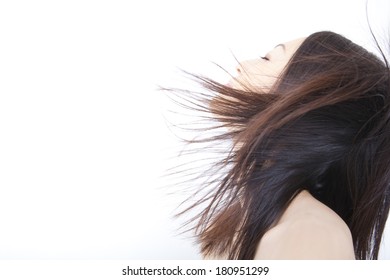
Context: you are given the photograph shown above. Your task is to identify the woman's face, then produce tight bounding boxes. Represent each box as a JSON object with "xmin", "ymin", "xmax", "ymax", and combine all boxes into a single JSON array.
[{"xmin": 229, "ymin": 37, "xmax": 306, "ymax": 91}]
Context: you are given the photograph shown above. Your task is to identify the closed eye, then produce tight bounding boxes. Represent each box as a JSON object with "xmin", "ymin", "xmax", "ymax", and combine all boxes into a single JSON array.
[{"xmin": 261, "ymin": 56, "xmax": 269, "ymax": 61}]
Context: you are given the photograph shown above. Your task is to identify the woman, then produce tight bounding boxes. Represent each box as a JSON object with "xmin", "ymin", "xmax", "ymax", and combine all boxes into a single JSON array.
[{"xmin": 172, "ymin": 31, "xmax": 390, "ymax": 259}]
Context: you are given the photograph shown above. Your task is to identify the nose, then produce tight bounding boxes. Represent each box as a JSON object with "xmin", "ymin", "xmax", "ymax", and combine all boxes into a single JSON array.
[
  {"xmin": 235, "ymin": 59, "xmax": 255, "ymax": 75},
  {"xmin": 236, "ymin": 61, "xmax": 249, "ymax": 74}
]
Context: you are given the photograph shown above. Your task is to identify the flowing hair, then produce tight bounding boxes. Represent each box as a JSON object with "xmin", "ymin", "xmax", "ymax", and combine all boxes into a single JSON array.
[{"xmin": 167, "ymin": 31, "xmax": 390, "ymax": 259}]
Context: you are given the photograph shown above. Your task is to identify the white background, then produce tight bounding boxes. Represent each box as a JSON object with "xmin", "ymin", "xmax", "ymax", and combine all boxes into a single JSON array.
[{"xmin": 0, "ymin": 0, "xmax": 389, "ymax": 259}]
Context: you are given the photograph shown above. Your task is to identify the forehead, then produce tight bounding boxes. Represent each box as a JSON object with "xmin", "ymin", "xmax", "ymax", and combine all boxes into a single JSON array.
[
  {"xmin": 283, "ymin": 37, "xmax": 306, "ymax": 55},
  {"xmin": 275, "ymin": 37, "xmax": 306, "ymax": 56}
]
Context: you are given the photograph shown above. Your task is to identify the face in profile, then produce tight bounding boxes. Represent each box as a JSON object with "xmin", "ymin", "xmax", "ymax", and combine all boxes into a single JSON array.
[{"xmin": 228, "ymin": 37, "xmax": 306, "ymax": 91}]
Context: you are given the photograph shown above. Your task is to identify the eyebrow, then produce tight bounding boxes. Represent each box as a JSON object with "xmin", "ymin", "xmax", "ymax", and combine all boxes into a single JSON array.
[{"xmin": 275, "ymin": 44, "xmax": 286, "ymax": 51}]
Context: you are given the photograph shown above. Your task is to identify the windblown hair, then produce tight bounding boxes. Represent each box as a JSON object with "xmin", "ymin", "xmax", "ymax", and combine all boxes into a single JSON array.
[{"xmin": 171, "ymin": 31, "xmax": 390, "ymax": 260}]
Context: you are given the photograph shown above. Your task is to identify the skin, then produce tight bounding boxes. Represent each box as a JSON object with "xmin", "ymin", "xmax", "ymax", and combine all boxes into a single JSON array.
[
  {"xmin": 228, "ymin": 37, "xmax": 305, "ymax": 91},
  {"xmin": 254, "ymin": 190, "xmax": 355, "ymax": 259},
  {"xmin": 229, "ymin": 38, "xmax": 356, "ymax": 260}
]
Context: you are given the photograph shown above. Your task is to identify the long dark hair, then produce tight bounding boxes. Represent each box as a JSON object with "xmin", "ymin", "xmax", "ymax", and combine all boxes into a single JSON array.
[{"xmin": 168, "ymin": 31, "xmax": 390, "ymax": 260}]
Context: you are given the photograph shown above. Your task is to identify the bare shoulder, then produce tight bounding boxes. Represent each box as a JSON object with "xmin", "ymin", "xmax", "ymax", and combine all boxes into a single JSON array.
[{"xmin": 254, "ymin": 191, "xmax": 355, "ymax": 260}]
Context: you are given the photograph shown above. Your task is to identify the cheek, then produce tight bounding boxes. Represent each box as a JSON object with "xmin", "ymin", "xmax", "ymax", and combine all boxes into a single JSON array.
[
  {"xmin": 251, "ymin": 61, "xmax": 286, "ymax": 90},
  {"xmin": 231, "ymin": 72, "xmax": 278, "ymax": 92},
  {"xmin": 251, "ymin": 76, "xmax": 277, "ymax": 92},
  {"xmin": 250, "ymin": 64, "xmax": 281, "ymax": 90}
]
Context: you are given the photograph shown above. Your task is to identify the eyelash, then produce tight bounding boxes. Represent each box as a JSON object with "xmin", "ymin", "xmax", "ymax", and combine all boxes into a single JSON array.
[{"xmin": 261, "ymin": 56, "xmax": 269, "ymax": 61}]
